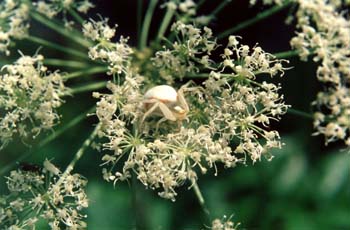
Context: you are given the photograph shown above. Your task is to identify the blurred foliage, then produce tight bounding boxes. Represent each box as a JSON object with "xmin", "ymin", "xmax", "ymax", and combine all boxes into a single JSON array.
[
  {"xmin": 82, "ymin": 136, "xmax": 350, "ymax": 230},
  {"xmin": 0, "ymin": 0, "xmax": 349, "ymax": 229}
]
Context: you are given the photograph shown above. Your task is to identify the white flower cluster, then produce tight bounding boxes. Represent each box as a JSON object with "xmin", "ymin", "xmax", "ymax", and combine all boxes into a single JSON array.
[
  {"xmin": 163, "ymin": 0, "xmax": 213, "ymax": 25},
  {"xmin": 0, "ymin": 160, "xmax": 88, "ymax": 230},
  {"xmin": 164, "ymin": 0, "xmax": 196, "ymax": 16},
  {"xmin": 289, "ymin": 0, "xmax": 350, "ymax": 146},
  {"xmin": 211, "ymin": 215, "xmax": 240, "ymax": 230},
  {"xmin": 95, "ymin": 21, "xmax": 289, "ymax": 200},
  {"xmin": 0, "ymin": 0, "xmax": 29, "ymax": 55},
  {"xmin": 34, "ymin": 0, "xmax": 94, "ymax": 18},
  {"xmin": 196, "ymin": 36, "xmax": 289, "ymax": 164},
  {"xmin": 153, "ymin": 21, "xmax": 216, "ymax": 83},
  {"xmin": 0, "ymin": 0, "xmax": 94, "ymax": 55},
  {"xmin": 222, "ymin": 36, "xmax": 288, "ymax": 78},
  {"xmin": 251, "ymin": 1, "xmax": 350, "ymax": 147},
  {"xmin": 83, "ymin": 19, "xmax": 134, "ymax": 75},
  {"xmin": 203, "ymin": 77, "xmax": 287, "ymax": 163},
  {"xmin": 103, "ymin": 125, "xmax": 238, "ymax": 201},
  {"xmin": 0, "ymin": 54, "xmax": 67, "ymax": 149},
  {"xmin": 94, "ymin": 76, "xmax": 144, "ymax": 125}
]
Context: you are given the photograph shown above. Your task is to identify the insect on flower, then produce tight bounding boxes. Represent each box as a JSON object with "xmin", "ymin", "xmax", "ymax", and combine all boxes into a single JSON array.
[
  {"xmin": 19, "ymin": 162, "xmax": 42, "ymax": 173},
  {"xmin": 142, "ymin": 84, "xmax": 190, "ymax": 126}
]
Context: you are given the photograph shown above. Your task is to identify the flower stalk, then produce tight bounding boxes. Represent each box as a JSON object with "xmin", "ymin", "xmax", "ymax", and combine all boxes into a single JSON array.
[
  {"xmin": 69, "ymin": 81, "xmax": 107, "ymax": 94},
  {"xmin": 25, "ymin": 35, "xmax": 89, "ymax": 60},
  {"xmin": 57, "ymin": 123, "xmax": 100, "ymax": 186},
  {"xmin": 0, "ymin": 106, "xmax": 95, "ymax": 176},
  {"xmin": 288, "ymin": 108, "xmax": 314, "ymax": 120},
  {"xmin": 156, "ymin": 4, "xmax": 176, "ymax": 41},
  {"xmin": 137, "ymin": 0, "xmax": 143, "ymax": 42},
  {"xmin": 197, "ymin": 0, "xmax": 207, "ymax": 9},
  {"xmin": 44, "ymin": 58, "xmax": 90, "ymax": 68},
  {"xmin": 217, "ymin": 1, "xmax": 293, "ymax": 40},
  {"xmin": 139, "ymin": 0, "xmax": 159, "ymax": 49},
  {"xmin": 30, "ymin": 11, "xmax": 92, "ymax": 48},
  {"xmin": 38, "ymin": 106, "xmax": 96, "ymax": 148},
  {"xmin": 193, "ymin": 181, "xmax": 211, "ymax": 218},
  {"xmin": 208, "ymin": 0, "xmax": 232, "ymax": 20},
  {"xmin": 274, "ymin": 50, "xmax": 300, "ymax": 59},
  {"xmin": 68, "ymin": 8, "xmax": 85, "ymax": 24},
  {"xmin": 63, "ymin": 66, "xmax": 108, "ymax": 80}
]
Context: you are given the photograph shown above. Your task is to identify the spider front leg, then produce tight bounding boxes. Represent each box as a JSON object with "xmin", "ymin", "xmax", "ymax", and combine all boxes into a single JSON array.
[
  {"xmin": 178, "ymin": 80, "xmax": 206, "ymax": 109},
  {"xmin": 155, "ymin": 117, "xmax": 168, "ymax": 132},
  {"xmin": 142, "ymin": 99, "xmax": 176, "ymax": 124},
  {"xmin": 141, "ymin": 99, "xmax": 161, "ymax": 124},
  {"xmin": 158, "ymin": 102, "xmax": 177, "ymax": 121},
  {"xmin": 176, "ymin": 81, "xmax": 201, "ymax": 117},
  {"xmin": 177, "ymin": 88, "xmax": 189, "ymax": 113}
]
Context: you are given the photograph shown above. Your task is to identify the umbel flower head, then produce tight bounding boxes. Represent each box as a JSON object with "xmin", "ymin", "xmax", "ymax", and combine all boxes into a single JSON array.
[
  {"xmin": 34, "ymin": 0, "xmax": 94, "ymax": 18},
  {"xmin": 90, "ymin": 17, "xmax": 290, "ymax": 200},
  {"xmin": 0, "ymin": 160, "xmax": 88, "ymax": 230},
  {"xmin": 289, "ymin": 0, "xmax": 350, "ymax": 147},
  {"xmin": 0, "ymin": 53, "xmax": 67, "ymax": 149},
  {"xmin": 211, "ymin": 215, "xmax": 240, "ymax": 230},
  {"xmin": 0, "ymin": 0, "xmax": 94, "ymax": 55},
  {"xmin": 0, "ymin": 0, "xmax": 29, "ymax": 55},
  {"xmin": 252, "ymin": 0, "xmax": 350, "ymax": 147},
  {"xmin": 152, "ymin": 21, "xmax": 217, "ymax": 83},
  {"xmin": 83, "ymin": 18, "xmax": 134, "ymax": 76}
]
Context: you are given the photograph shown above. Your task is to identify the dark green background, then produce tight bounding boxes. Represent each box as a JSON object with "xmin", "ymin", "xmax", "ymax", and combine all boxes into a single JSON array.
[{"xmin": 1, "ymin": 1, "xmax": 349, "ymax": 229}]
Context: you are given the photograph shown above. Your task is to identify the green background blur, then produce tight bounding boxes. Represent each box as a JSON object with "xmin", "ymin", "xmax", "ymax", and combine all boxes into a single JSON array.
[{"xmin": 0, "ymin": 0, "xmax": 349, "ymax": 229}]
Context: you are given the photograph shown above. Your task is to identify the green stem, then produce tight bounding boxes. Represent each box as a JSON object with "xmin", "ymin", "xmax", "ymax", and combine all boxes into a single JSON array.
[
  {"xmin": 187, "ymin": 71, "xmax": 273, "ymax": 80},
  {"xmin": 44, "ymin": 58, "xmax": 89, "ymax": 68},
  {"xmin": 30, "ymin": 11, "xmax": 92, "ymax": 48},
  {"xmin": 186, "ymin": 73, "xmax": 220, "ymax": 79},
  {"xmin": 57, "ymin": 123, "xmax": 100, "ymax": 184},
  {"xmin": 156, "ymin": 4, "xmax": 176, "ymax": 41},
  {"xmin": 209, "ymin": 0, "xmax": 232, "ymax": 19},
  {"xmin": 192, "ymin": 181, "xmax": 210, "ymax": 218},
  {"xmin": 139, "ymin": 0, "xmax": 159, "ymax": 49},
  {"xmin": 68, "ymin": 8, "xmax": 85, "ymax": 24},
  {"xmin": 68, "ymin": 81, "xmax": 107, "ymax": 94},
  {"xmin": 40, "ymin": 106, "xmax": 96, "ymax": 147},
  {"xmin": 197, "ymin": 0, "xmax": 207, "ymax": 9},
  {"xmin": 217, "ymin": 1, "xmax": 293, "ymax": 40},
  {"xmin": 25, "ymin": 35, "xmax": 89, "ymax": 60},
  {"xmin": 274, "ymin": 50, "xmax": 300, "ymax": 59},
  {"xmin": 0, "ymin": 106, "xmax": 94, "ymax": 176},
  {"xmin": 63, "ymin": 66, "xmax": 108, "ymax": 80},
  {"xmin": 137, "ymin": 0, "xmax": 143, "ymax": 44},
  {"xmin": 131, "ymin": 175, "xmax": 149, "ymax": 229},
  {"xmin": 288, "ymin": 108, "xmax": 314, "ymax": 120}
]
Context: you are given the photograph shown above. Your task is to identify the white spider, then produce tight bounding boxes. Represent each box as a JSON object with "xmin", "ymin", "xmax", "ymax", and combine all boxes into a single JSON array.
[{"xmin": 141, "ymin": 84, "xmax": 190, "ymax": 126}]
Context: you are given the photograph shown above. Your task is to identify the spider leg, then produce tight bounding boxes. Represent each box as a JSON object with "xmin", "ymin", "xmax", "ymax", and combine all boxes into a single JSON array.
[
  {"xmin": 180, "ymin": 80, "xmax": 194, "ymax": 89},
  {"xmin": 156, "ymin": 117, "xmax": 168, "ymax": 132},
  {"xmin": 159, "ymin": 102, "xmax": 177, "ymax": 121},
  {"xmin": 177, "ymin": 89, "xmax": 189, "ymax": 112},
  {"xmin": 177, "ymin": 80, "xmax": 203, "ymax": 112},
  {"xmin": 141, "ymin": 101, "xmax": 160, "ymax": 123}
]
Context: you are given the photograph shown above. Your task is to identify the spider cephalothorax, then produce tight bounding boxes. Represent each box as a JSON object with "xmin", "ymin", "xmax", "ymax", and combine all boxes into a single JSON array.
[{"xmin": 142, "ymin": 84, "xmax": 189, "ymax": 125}]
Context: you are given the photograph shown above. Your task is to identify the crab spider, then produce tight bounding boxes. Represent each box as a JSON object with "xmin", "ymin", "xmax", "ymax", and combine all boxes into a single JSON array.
[{"xmin": 141, "ymin": 84, "xmax": 190, "ymax": 126}]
